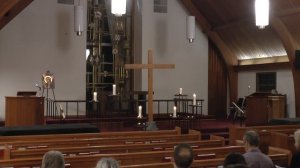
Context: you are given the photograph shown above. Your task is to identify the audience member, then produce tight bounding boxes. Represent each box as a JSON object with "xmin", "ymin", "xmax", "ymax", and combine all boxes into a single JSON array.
[
  {"xmin": 41, "ymin": 150, "xmax": 65, "ymax": 168},
  {"xmin": 173, "ymin": 143, "xmax": 194, "ymax": 168},
  {"xmin": 223, "ymin": 152, "xmax": 248, "ymax": 168},
  {"xmin": 290, "ymin": 129, "xmax": 300, "ymax": 168},
  {"xmin": 225, "ymin": 164, "xmax": 249, "ymax": 168},
  {"xmin": 243, "ymin": 130, "xmax": 275, "ymax": 168},
  {"xmin": 96, "ymin": 157, "xmax": 119, "ymax": 168}
]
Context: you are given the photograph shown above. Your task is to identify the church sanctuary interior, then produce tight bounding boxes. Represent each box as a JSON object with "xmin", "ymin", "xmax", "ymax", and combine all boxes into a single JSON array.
[{"xmin": 1, "ymin": 0, "xmax": 300, "ymax": 167}]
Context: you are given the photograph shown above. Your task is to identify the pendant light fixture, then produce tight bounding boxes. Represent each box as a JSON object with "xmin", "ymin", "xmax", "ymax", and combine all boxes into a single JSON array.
[
  {"xmin": 111, "ymin": 0, "xmax": 127, "ymax": 16},
  {"xmin": 74, "ymin": 0, "xmax": 84, "ymax": 36},
  {"xmin": 255, "ymin": 0, "xmax": 269, "ymax": 29},
  {"xmin": 186, "ymin": 16, "xmax": 195, "ymax": 43}
]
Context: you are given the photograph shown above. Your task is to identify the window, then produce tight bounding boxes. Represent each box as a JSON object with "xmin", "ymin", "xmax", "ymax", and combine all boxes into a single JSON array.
[
  {"xmin": 256, "ymin": 72, "xmax": 276, "ymax": 92},
  {"xmin": 154, "ymin": 0, "xmax": 167, "ymax": 13}
]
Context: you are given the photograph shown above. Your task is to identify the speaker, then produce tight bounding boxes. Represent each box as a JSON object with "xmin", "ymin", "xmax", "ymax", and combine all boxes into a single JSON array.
[{"xmin": 295, "ymin": 50, "xmax": 300, "ymax": 69}]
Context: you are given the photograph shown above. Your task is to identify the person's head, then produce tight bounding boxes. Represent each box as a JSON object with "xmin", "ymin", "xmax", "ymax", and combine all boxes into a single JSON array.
[
  {"xmin": 225, "ymin": 164, "xmax": 249, "ymax": 168},
  {"xmin": 96, "ymin": 157, "xmax": 119, "ymax": 168},
  {"xmin": 243, "ymin": 130, "xmax": 260, "ymax": 151},
  {"xmin": 173, "ymin": 143, "xmax": 194, "ymax": 168},
  {"xmin": 223, "ymin": 152, "xmax": 247, "ymax": 168},
  {"xmin": 294, "ymin": 129, "xmax": 300, "ymax": 150},
  {"xmin": 41, "ymin": 151, "xmax": 65, "ymax": 168}
]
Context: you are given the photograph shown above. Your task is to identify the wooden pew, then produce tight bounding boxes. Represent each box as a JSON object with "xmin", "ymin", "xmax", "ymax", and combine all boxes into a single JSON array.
[
  {"xmin": 0, "ymin": 146, "xmax": 289, "ymax": 168},
  {"xmin": 120, "ymin": 153, "xmax": 290, "ymax": 168},
  {"xmin": 121, "ymin": 146, "xmax": 291, "ymax": 168},
  {"xmin": 1, "ymin": 133, "xmax": 200, "ymax": 150},
  {"xmin": 0, "ymin": 127, "xmax": 182, "ymax": 143},
  {"xmin": 5, "ymin": 138, "xmax": 225, "ymax": 159},
  {"xmin": 0, "ymin": 146, "xmax": 245, "ymax": 167},
  {"xmin": 229, "ymin": 125, "xmax": 300, "ymax": 154},
  {"xmin": 270, "ymin": 131, "xmax": 296, "ymax": 153},
  {"xmin": 229, "ymin": 125, "xmax": 300, "ymax": 145}
]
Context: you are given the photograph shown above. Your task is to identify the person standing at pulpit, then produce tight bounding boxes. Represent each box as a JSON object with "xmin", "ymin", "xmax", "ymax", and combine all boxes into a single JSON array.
[{"xmin": 290, "ymin": 129, "xmax": 300, "ymax": 168}]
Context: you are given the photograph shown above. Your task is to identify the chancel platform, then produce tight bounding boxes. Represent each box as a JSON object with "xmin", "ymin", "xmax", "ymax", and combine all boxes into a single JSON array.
[{"xmin": 0, "ymin": 123, "xmax": 99, "ymax": 136}]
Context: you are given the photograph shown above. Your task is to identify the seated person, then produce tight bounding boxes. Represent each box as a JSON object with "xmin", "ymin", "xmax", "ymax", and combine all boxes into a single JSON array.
[
  {"xmin": 290, "ymin": 129, "xmax": 300, "ymax": 168},
  {"xmin": 243, "ymin": 130, "xmax": 275, "ymax": 168},
  {"xmin": 41, "ymin": 150, "xmax": 65, "ymax": 168},
  {"xmin": 217, "ymin": 152, "xmax": 248, "ymax": 168},
  {"xmin": 224, "ymin": 152, "xmax": 248, "ymax": 168},
  {"xmin": 96, "ymin": 157, "xmax": 119, "ymax": 168},
  {"xmin": 173, "ymin": 143, "xmax": 194, "ymax": 168}
]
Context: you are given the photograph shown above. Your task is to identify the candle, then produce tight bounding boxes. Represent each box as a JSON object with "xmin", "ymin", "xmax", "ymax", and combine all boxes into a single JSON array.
[
  {"xmin": 93, "ymin": 91, "xmax": 98, "ymax": 102},
  {"xmin": 179, "ymin": 88, "xmax": 183, "ymax": 95},
  {"xmin": 193, "ymin": 93, "xmax": 196, "ymax": 105},
  {"xmin": 173, "ymin": 106, "xmax": 177, "ymax": 118},
  {"xmin": 138, "ymin": 106, "xmax": 142, "ymax": 118},
  {"xmin": 112, "ymin": 84, "xmax": 116, "ymax": 95}
]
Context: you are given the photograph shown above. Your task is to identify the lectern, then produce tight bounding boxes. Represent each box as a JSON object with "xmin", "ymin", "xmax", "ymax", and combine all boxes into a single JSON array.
[
  {"xmin": 245, "ymin": 92, "xmax": 286, "ymax": 126},
  {"xmin": 5, "ymin": 96, "xmax": 44, "ymax": 127}
]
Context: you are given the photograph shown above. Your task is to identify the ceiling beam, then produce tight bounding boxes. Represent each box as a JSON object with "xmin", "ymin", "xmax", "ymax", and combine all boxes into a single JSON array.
[
  {"xmin": 275, "ymin": 7, "xmax": 300, "ymax": 18},
  {"xmin": 238, "ymin": 56, "xmax": 289, "ymax": 65},
  {"xmin": 0, "ymin": 0, "xmax": 33, "ymax": 30},
  {"xmin": 181, "ymin": 0, "xmax": 238, "ymax": 103},
  {"xmin": 0, "ymin": 0, "xmax": 19, "ymax": 18},
  {"xmin": 234, "ymin": 62, "xmax": 290, "ymax": 72},
  {"xmin": 270, "ymin": 16, "xmax": 300, "ymax": 117},
  {"xmin": 213, "ymin": 7, "xmax": 300, "ymax": 32}
]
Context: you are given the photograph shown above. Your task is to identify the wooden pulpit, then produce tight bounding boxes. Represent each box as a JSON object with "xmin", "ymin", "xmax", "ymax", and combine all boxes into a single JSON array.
[
  {"xmin": 245, "ymin": 92, "xmax": 286, "ymax": 126},
  {"xmin": 5, "ymin": 96, "xmax": 44, "ymax": 127}
]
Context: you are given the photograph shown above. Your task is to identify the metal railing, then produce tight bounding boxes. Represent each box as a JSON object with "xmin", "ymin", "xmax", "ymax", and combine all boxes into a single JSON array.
[{"xmin": 46, "ymin": 98, "xmax": 204, "ymax": 119}]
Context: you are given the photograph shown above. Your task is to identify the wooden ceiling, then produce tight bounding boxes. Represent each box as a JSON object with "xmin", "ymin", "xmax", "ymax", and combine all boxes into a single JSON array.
[
  {"xmin": 1, "ymin": 0, "xmax": 300, "ymax": 62},
  {"xmin": 187, "ymin": 0, "xmax": 300, "ymax": 61},
  {"xmin": 0, "ymin": 0, "xmax": 33, "ymax": 30}
]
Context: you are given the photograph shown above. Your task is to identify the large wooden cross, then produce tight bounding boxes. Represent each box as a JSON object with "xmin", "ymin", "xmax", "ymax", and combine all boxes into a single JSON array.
[{"xmin": 125, "ymin": 50, "xmax": 175, "ymax": 122}]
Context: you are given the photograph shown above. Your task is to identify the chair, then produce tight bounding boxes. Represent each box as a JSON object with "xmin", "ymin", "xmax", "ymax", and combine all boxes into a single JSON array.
[{"xmin": 228, "ymin": 98, "xmax": 246, "ymax": 126}]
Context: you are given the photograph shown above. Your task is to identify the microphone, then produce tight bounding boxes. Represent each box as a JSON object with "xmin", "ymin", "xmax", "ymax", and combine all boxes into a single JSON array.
[{"xmin": 35, "ymin": 84, "xmax": 41, "ymax": 91}]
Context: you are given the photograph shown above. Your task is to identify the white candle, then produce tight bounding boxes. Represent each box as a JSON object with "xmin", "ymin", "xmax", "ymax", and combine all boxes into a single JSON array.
[
  {"xmin": 112, "ymin": 84, "xmax": 116, "ymax": 95},
  {"xmin": 179, "ymin": 88, "xmax": 183, "ymax": 95},
  {"xmin": 173, "ymin": 106, "xmax": 177, "ymax": 118},
  {"xmin": 138, "ymin": 106, "xmax": 142, "ymax": 118},
  {"xmin": 193, "ymin": 93, "xmax": 196, "ymax": 105},
  {"xmin": 93, "ymin": 92, "xmax": 98, "ymax": 102}
]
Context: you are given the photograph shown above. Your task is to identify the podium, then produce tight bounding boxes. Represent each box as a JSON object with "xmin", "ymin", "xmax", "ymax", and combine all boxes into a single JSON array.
[
  {"xmin": 5, "ymin": 96, "xmax": 44, "ymax": 127},
  {"xmin": 245, "ymin": 92, "xmax": 286, "ymax": 126}
]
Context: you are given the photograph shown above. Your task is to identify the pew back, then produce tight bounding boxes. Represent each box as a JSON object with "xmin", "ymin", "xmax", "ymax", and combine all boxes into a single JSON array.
[
  {"xmin": 0, "ymin": 127, "xmax": 181, "ymax": 143},
  {"xmin": 6, "ymin": 139, "xmax": 225, "ymax": 159},
  {"xmin": 229, "ymin": 125, "xmax": 300, "ymax": 145}
]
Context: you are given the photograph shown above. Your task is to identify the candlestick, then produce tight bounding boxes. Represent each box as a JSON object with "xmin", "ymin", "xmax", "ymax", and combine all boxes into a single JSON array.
[
  {"xmin": 138, "ymin": 106, "xmax": 142, "ymax": 118},
  {"xmin": 112, "ymin": 84, "xmax": 116, "ymax": 95},
  {"xmin": 193, "ymin": 93, "xmax": 196, "ymax": 105},
  {"xmin": 179, "ymin": 88, "xmax": 183, "ymax": 95},
  {"xmin": 93, "ymin": 91, "xmax": 98, "ymax": 102},
  {"xmin": 173, "ymin": 106, "xmax": 177, "ymax": 118}
]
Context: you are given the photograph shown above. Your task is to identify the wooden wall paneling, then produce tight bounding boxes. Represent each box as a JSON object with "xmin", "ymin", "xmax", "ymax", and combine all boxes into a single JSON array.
[
  {"xmin": 0, "ymin": 0, "xmax": 33, "ymax": 30},
  {"xmin": 208, "ymin": 41, "xmax": 228, "ymax": 117}
]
